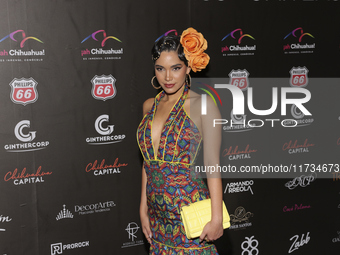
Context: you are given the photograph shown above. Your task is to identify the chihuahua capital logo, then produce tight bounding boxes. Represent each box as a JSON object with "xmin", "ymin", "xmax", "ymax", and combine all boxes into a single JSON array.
[
  {"xmin": 81, "ymin": 30, "xmax": 123, "ymax": 61},
  {"xmin": 221, "ymin": 28, "xmax": 256, "ymax": 57},
  {"xmin": 283, "ymin": 27, "xmax": 315, "ymax": 54}
]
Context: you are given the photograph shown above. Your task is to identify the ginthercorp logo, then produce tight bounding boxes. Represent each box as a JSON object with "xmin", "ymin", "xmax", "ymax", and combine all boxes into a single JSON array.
[
  {"xmin": 56, "ymin": 205, "xmax": 74, "ymax": 221},
  {"xmin": 283, "ymin": 27, "xmax": 315, "ymax": 54},
  {"xmin": 81, "ymin": 30, "xmax": 123, "ymax": 61},
  {"xmin": 10, "ymin": 78, "xmax": 38, "ymax": 105},
  {"xmin": 122, "ymin": 222, "xmax": 144, "ymax": 248},
  {"xmin": 4, "ymin": 120, "xmax": 49, "ymax": 152},
  {"xmin": 50, "ymin": 241, "xmax": 90, "ymax": 255},
  {"xmin": 0, "ymin": 30, "xmax": 45, "ymax": 62},
  {"xmin": 221, "ymin": 28, "xmax": 256, "ymax": 56},
  {"xmin": 91, "ymin": 75, "xmax": 117, "ymax": 101},
  {"xmin": 86, "ymin": 114, "xmax": 126, "ymax": 145}
]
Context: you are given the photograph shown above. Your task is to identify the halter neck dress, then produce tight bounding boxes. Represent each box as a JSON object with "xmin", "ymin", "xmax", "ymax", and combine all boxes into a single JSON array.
[{"xmin": 137, "ymin": 84, "xmax": 219, "ymax": 254}]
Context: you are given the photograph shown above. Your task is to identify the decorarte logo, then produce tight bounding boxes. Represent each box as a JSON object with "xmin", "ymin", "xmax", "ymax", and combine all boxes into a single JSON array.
[
  {"xmin": 81, "ymin": 30, "xmax": 123, "ymax": 61},
  {"xmin": 283, "ymin": 27, "xmax": 315, "ymax": 54},
  {"xmin": 10, "ymin": 78, "xmax": 38, "ymax": 105},
  {"xmin": 4, "ymin": 120, "xmax": 50, "ymax": 152},
  {"xmin": 0, "ymin": 30, "xmax": 45, "ymax": 62},
  {"xmin": 221, "ymin": 28, "xmax": 256, "ymax": 57},
  {"xmin": 3, "ymin": 166, "xmax": 52, "ymax": 185},
  {"xmin": 86, "ymin": 114, "xmax": 126, "ymax": 145},
  {"xmin": 91, "ymin": 75, "xmax": 117, "ymax": 101}
]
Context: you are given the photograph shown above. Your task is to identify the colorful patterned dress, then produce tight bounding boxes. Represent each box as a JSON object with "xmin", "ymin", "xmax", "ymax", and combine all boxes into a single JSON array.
[{"xmin": 137, "ymin": 84, "xmax": 219, "ymax": 254}]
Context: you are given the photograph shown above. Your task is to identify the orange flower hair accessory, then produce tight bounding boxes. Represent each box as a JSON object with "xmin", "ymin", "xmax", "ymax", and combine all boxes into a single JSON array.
[{"xmin": 180, "ymin": 28, "xmax": 210, "ymax": 72}]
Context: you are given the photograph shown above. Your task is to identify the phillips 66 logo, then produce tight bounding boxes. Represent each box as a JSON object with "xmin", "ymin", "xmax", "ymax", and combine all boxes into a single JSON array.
[
  {"xmin": 229, "ymin": 69, "xmax": 249, "ymax": 91},
  {"xmin": 91, "ymin": 74, "xmax": 116, "ymax": 101},
  {"xmin": 290, "ymin": 67, "xmax": 308, "ymax": 87},
  {"xmin": 9, "ymin": 78, "xmax": 38, "ymax": 105}
]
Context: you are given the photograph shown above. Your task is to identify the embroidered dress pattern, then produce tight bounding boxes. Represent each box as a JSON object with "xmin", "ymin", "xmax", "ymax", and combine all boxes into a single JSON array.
[{"xmin": 137, "ymin": 84, "xmax": 219, "ymax": 254}]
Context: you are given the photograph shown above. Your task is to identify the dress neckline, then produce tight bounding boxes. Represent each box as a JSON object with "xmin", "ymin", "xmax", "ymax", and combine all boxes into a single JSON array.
[{"xmin": 150, "ymin": 84, "xmax": 189, "ymax": 160}]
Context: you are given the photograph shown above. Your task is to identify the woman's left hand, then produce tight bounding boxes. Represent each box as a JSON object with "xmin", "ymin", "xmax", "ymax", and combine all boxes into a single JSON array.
[{"xmin": 199, "ymin": 220, "xmax": 224, "ymax": 242}]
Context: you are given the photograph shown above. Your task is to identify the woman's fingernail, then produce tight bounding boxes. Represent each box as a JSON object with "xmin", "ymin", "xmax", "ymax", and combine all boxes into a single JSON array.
[{"xmin": 149, "ymin": 234, "xmax": 152, "ymax": 238}]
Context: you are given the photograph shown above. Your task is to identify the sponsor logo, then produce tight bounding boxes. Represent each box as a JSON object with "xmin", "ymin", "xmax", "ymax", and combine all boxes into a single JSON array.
[
  {"xmin": 122, "ymin": 222, "xmax": 144, "ymax": 248},
  {"xmin": 155, "ymin": 29, "xmax": 178, "ymax": 42},
  {"xmin": 91, "ymin": 75, "xmax": 117, "ymax": 101},
  {"xmin": 332, "ymin": 172, "xmax": 340, "ymax": 181},
  {"xmin": 222, "ymin": 144, "xmax": 257, "ymax": 160},
  {"xmin": 241, "ymin": 236, "xmax": 259, "ymax": 255},
  {"xmin": 283, "ymin": 27, "xmax": 315, "ymax": 54},
  {"xmin": 283, "ymin": 203, "xmax": 311, "ymax": 212},
  {"xmin": 229, "ymin": 206, "xmax": 253, "ymax": 230},
  {"xmin": 0, "ymin": 30, "xmax": 45, "ymax": 62},
  {"xmin": 0, "ymin": 215, "xmax": 12, "ymax": 232},
  {"xmin": 224, "ymin": 180, "xmax": 254, "ymax": 195},
  {"xmin": 86, "ymin": 114, "xmax": 126, "ymax": 145},
  {"xmin": 50, "ymin": 241, "xmax": 90, "ymax": 255},
  {"xmin": 9, "ymin": 78, "xmax": 38, "ymax": 105},
  {"xmin": 289, "ymin": 232, "xmax": 310, "ymax": 253},
  {"xmin": 221, "ymin": 28, "xmax": 256, "ymax": 57},
  {"xmin": 282, "ymin": 139, "xmax": 315, "ymax": 154},
  {"xmin": 285, "ymin": 173, "xmax": 316, "ymax": 190},
  {"xmin": 4, "ymin": 166, "xmax": 52, "ymax": 185},
  {"xmin": 4, "ymin": 120, "xmax": 49, "ymax": 152},
  {"xmin": 86, "ymin": 158, "xmax": 128, "ymax": 176},
  {"xmin": 56, "ymin": 205, "xmax": 74, "ymax": 221},
  {"xmin": 74, "ymin": 200, "xmax": 116, "ymax": 215},
  {"xmin": 332, "ymin": 231, "xmax": 340, "ymax": 243},
  {"xmin": 81, "ymin": 30, "xmax": 123, "ymax": 61},
  {"xmin": 229, "ymin": 69, "xmax": 249, "ymax": 91}
]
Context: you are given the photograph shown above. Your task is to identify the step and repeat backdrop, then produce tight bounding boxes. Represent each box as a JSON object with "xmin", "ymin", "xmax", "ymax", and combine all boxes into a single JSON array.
[{"xmin": 0, "ymin": 0, "xmax": 339, "ymax": 255}]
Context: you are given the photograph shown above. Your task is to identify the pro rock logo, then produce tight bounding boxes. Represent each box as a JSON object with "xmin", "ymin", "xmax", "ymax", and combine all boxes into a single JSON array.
[
  {"xmin": 4, "ymin": 120, "xmax": 49, "ymax": 152},
  {"xmin": 10, "ymin": 78, "xmax": 38, "ymax": 105},
  {"xmin": 91, "ymin": 75, "xmax": 117, "ymax": 101},
  {"xmin": 86, "ymin": 114, "xmax": 126, "ymax": 145}
]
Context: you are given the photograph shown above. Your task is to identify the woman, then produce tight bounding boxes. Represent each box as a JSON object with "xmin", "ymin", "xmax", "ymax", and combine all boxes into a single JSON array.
[{"xmin": 137, "ymin": 28, "xmax": 223, "ymax": 254}]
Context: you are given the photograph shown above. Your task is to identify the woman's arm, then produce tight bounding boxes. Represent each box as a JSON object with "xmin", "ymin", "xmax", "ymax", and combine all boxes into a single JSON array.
[{"xmin": 199, "ymin": 96, "xmax": 224, "ymax": 242}]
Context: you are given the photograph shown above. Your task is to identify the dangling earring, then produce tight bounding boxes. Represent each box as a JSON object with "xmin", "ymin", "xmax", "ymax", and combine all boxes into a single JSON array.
[
  {"xmin": 151, "ymin": 76, "xmax": 161, "ymax": 89},
  {"xmin": 186, "ymin": 74, "xmax": 191, "ymax": 87}
]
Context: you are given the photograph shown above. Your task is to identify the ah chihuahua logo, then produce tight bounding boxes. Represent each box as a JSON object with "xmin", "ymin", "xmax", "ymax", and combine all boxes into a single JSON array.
[
  {"xmin": 81, "ymin": 30, "xmax": 123, "ymax": 60},
  {"xmin": 155, "ymin": 29, "xmax": 178, "ymax": 42},
  {"xmin": 0, "ymin": 30, "xmax": 43, "ymax": 48},
  {"xmin": 221, "ymin": 28, "xmax": 256, "ymax": 56},
  {"xmin": 283, "ymin": 27, "xmax": 315, "ymax": 54}
]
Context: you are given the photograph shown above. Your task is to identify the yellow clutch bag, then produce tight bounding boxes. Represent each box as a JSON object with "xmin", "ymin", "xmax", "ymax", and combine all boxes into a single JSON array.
[{"xmin": 180, "ymin": 199, "xmax": 230, "ymax": 239}]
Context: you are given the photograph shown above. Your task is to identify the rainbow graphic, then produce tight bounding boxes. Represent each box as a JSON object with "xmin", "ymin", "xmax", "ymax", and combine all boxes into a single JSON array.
[
  {"xmin": 155, "ymin": 29, "xmax": 178, "ymax": 42},
  {"xmin": 222, "ymin": 28, "xmax": 255, "ymax": 44},
  {"xmin": 197, "ymin": 83, "xmax": 222, "ymax": 107},
  {"xmin": 81, "ymin": 30, "xmax": 122, "ymax": 47},
  {"xmin": 0, "ymin": 30, "xmax": 43, "ymax": 48},
  {"xmin": 284, "ymin": 27, "xmax": 314, "ymax": 42}
]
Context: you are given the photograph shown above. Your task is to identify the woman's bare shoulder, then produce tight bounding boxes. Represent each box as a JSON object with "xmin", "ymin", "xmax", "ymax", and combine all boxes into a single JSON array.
[{"xmin": 143, "ymin": 98, "xmax": 154, "ymax": 115}]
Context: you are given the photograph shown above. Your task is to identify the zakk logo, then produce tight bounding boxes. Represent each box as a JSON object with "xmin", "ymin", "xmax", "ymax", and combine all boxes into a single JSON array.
[
  {"xmin": 284, "ymin": 27, "xmax": 314, "ymax": 42},
  {"xmin": 222, "ymin": 28, "xmax": 255, "ymax": 44},
  {"xmin": 81, "ymin": 30, "xmax": 122, "ymax": 47},
  {"xmin": 0, "ymin": 30, "xmax": 43, "ymax": 48}
]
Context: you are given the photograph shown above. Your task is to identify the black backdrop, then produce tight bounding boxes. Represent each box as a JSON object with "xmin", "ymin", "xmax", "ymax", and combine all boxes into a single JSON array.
[{"xmin": 0, "ymin": 1, "xmax": 339, "ymax": 255}]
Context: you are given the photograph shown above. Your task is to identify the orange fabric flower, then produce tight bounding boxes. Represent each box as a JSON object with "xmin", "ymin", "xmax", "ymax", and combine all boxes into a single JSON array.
[
  {"xmin": 188, "ymin": 53, "xmax": 210, "ymax": 73},
  {"xmin": 180, "ymin": 27, "xmax": 209, "ymax": 72}
]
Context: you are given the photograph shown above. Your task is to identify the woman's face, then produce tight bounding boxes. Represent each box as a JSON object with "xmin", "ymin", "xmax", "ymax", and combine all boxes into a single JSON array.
[{"xmin": 154, "ymin": 51, "xmax": 191, "ymax": 94}]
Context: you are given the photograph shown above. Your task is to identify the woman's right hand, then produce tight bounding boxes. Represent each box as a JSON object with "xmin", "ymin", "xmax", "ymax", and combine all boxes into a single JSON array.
[{"xmin": 140, "ymin": 212, "xmax": 152, "ymax": 244}]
